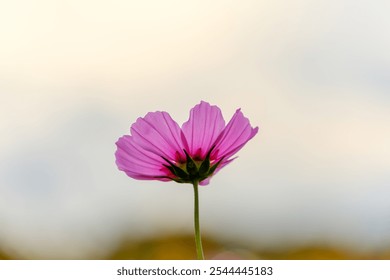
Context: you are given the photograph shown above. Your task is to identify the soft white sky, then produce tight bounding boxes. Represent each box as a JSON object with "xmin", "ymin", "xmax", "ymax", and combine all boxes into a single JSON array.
[{"xmin": 0, "ymin": 0, "xmax": 389, "ymax": 258}]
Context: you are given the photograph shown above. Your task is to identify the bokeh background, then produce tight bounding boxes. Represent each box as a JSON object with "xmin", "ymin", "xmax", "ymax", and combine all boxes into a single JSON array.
[{"xmin": 1, "ymin": 0, "xmax": 389, "ymax": 259}]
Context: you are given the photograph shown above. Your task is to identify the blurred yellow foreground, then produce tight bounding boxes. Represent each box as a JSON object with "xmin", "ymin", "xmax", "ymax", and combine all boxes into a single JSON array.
[{"xmin": 1, "ymin": 234, "xmax": 389, "ymax": 260}]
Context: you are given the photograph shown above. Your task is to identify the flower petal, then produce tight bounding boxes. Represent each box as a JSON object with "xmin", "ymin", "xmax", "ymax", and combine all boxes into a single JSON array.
[
  {"xmin": 130, "ymin": 111, "xmax": 186, "ymax": 163},
  {"xmin": 199, "ymin": 178, "xmax": 211, "ymax": 186},
  {"xmin": 181, "ymin": 101, "xmax": 225, "ymax": 159},
  {"xmin": 115, "ymin": 135, "xmax": 171, "ymax": 181},
  {"xmin": 212, "ymin": 109, "xmax": 258, "ymax": 161}
]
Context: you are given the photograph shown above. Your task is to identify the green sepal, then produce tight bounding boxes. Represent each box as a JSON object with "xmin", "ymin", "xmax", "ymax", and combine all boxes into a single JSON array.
[
  {"xmin": 184, "ymin": 149, "xmax": 198, "ymax": 176},
  {"xmin": 161, "ymin": 157, "xmax": 189, "ymax": 180},
  {"xmin": 154, "ymin": 175, "xmax": 187, "ymax": 184},
  {"xmin": 198, "ymin": 146, "xmax": 215, "ymax": 177},
  {"xmin": 207, "ymin": 157, "xmax": 224, "ymax": 176}
]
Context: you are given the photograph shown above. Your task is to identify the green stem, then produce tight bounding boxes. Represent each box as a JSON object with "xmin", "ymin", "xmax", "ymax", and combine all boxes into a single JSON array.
[{"xmin": 193, "ymin": 180, "xmax": 204, "ymax": 260}]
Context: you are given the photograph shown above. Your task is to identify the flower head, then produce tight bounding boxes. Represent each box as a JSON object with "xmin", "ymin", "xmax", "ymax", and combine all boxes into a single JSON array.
[{"xmin": 115, "ymin": 101, "xmax": 258, "ymax": 185}]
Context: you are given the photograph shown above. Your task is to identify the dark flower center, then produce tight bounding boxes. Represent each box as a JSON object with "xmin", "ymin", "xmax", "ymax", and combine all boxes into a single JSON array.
[{"xmin": 159, "ymin": 146, "xmax": 223, "ymax": 184}]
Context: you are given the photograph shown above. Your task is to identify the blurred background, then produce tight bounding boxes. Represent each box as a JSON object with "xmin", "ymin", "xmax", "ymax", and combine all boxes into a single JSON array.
[{"xmin": 1, "ymin": 0, "xmax": 390, "ymax": 259}]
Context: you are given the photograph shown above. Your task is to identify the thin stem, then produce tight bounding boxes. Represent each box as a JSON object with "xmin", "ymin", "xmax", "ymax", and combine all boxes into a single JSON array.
[{"xmin": 193, "ymin": 180, "xmax": 204, "ymax": 260}]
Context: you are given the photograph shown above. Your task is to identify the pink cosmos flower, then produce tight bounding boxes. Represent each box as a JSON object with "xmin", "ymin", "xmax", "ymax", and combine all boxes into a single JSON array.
[{"xmin": 115, "ymin": 101, "xmax": 258, "ymax": 185}]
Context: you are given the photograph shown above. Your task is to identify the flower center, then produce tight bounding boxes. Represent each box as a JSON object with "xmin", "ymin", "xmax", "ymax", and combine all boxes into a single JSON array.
[{"xmin": 161, "ymin": 146, "xmax": 223, "ymax": 184}]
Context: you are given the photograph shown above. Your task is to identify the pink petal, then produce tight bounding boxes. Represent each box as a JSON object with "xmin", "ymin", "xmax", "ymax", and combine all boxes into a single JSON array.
[
  {"xmin": 130, "ymin": 111, "xmax": 186, "ymax": 163},
  {"xmin": 115, "ymin": 135, "xmax": 171, "ymax": 181},
  {"xmin": 198, "ymin": 178, "xmax": 211, "ymax": 186},
  {"xmin": 212, "ymin": 109, "xmax": 258, "ymax": 161},
  {"xmin": 181, "ymin": 101, "xmax": 225, "ymax": 160}
]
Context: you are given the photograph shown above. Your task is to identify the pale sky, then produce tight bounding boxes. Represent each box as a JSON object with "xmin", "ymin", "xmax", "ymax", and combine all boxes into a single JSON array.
[{"xmin": 0, "ymin": 0, "xmax": 389, "ymax": 258}]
